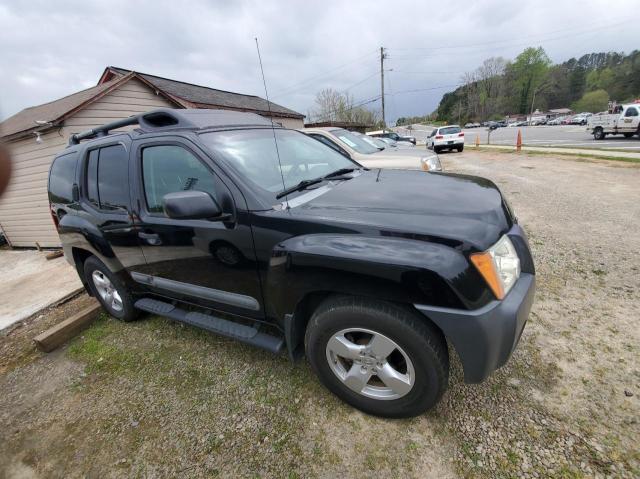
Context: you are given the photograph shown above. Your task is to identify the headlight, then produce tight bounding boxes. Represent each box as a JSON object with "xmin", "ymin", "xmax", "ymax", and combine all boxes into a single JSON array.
[
  {"xmin": 421, "ymin": 154, "xmax": 442, "ymax": 172},
  {"xmin": 470, "ymin": 235, "xmax": 520, "ymax": 300}
]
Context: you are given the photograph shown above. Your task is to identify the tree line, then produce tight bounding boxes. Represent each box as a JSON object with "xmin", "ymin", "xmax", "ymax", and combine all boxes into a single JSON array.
[{"xmin": 433, "ymin": 48, "xmax": 640, "ymax": 125}]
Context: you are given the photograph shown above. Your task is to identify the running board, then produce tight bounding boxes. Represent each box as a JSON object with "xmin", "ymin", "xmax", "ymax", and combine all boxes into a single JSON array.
[{"xmin": 134, "ymin": 298, "xmax": 284, "ymax": 353}]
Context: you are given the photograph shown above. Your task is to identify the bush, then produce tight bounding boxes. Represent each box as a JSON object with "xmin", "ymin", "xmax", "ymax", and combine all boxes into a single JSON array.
[{"xmin": 571, "ymin": 89, "xmax": 609, "ymax": 113}]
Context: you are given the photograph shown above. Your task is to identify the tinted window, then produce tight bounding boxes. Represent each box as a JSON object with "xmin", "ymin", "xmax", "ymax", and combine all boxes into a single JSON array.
[
  {"xmin": 86, "ymin": 149, "xmax": 99, "ymax": 208},
  {"xmin": 440, "ymin": 127, "xmax": 461, "ymax": 135},
  {"xmin": 98, "ymin": 145, "xmax": 129, "ymax": 211},
  {"xmin": 200, "ymin": 129, "xmax": 355, "ymax": 195},
  {"xmin": 625, "ymin": 107, "xmax": 638, "ymax": 117},
  {"xmin": 142, "ymin": 145, "xmax": 217, "ymax": 214},
  {"xmin": 49, "ymin": 154, "xmax": 78, "ymax": 204},
  {"xmin": 84, "ymin": 145, "xmax": 130, "ymax": 212}
]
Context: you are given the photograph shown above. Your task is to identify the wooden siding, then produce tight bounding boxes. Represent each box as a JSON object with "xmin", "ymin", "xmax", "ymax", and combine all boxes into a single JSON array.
[
  {"xmin": 0, "ymin": 78, "xmax": 174, "ymax": 247},
  {"xmin": 273, "ymin": 117, "xmax": 304, "ymax": 129}
]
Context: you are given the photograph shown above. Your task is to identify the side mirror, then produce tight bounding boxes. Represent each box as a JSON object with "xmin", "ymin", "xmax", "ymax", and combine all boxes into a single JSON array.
[{"xmin": 162, "ymin": 190, "xmax": 223, "ymax": 220}]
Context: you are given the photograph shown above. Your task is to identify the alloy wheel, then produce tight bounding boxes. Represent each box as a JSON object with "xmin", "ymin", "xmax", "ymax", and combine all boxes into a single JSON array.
[
  {"xmin": 91, "ymin": 270, "xmax": 123, "ymax": 312},
  {"xmin": 325, "ymin": 328, "xmax": 415, "ymax": 400}
]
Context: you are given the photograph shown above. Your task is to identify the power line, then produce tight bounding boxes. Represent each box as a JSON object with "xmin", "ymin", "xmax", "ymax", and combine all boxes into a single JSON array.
[
  {"xmin": 310, "ymin": 95, "xmax": 381, "ymax": 122},
  {"xmin": 270, "ymin": 50, "xmax": 378, "ymax": 98},
  {"xmin": 388, "ymin": 84, "xmax": 461, "ymax": 96}
]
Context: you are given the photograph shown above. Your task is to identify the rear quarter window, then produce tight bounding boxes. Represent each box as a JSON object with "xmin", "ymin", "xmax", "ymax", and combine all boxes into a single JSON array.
[{"xmin": 49, "ymin": 153, "xmax": 78, "ymax": 204}]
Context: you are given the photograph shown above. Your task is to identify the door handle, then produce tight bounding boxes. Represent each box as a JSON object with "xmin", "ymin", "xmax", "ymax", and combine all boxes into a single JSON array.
[{"xmin": 138, "ymin": 232, "xmax": 161, "ymax": 245}]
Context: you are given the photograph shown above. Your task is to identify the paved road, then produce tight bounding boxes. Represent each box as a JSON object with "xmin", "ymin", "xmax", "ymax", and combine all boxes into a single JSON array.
[{"xmin": 395, "ymin": 124, "xmax": 640, "ymax": 151}]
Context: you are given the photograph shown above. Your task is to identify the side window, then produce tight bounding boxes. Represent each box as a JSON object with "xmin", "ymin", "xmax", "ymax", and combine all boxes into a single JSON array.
[
  {"xmin": 142, "ymin": 145, "xmax": 217, "ymax": 214},
  {"xmin": 310, "ymin": 134, "xmax": 348, "ymax": 157},
  {"xmin": 625, "ymin": 107, "xmax": 638, "ymax": 117},
  {"xmin": 84, "ymin": 144, "xmax": 130, "ymax": 212},
  {"xmin": 86, "ymin": 149, "xmax": 99, "ymax": 208},
  {"xmin": 49, "ymin": 154, "xmax": 78, "ymax": 204}
]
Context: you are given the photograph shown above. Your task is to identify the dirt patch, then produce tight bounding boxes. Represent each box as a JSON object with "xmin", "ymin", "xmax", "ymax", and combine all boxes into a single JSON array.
[{"xmin": 1, "ymin": 151, "xmax": 638, "ymax": 477}]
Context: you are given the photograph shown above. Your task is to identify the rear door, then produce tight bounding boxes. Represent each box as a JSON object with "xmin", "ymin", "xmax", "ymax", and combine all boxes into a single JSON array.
[
  {"xmin": 128, "ymin": 136, "xmax": 264, "ymax": 318},
  {"xmin": 78, "ymin": 139, "xmax": 145, "ymax": 273}
]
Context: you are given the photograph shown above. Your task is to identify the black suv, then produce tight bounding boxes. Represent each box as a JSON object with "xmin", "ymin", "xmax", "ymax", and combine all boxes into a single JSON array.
[{"xmin": 48, "ymin": 109, "xmax": 535, "ymax": 417}]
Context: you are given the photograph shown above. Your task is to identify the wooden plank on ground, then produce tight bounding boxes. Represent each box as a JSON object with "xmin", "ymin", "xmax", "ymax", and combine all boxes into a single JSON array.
[
  {"xmin": 45, "ymin": 250, "xmax": 64, "ymax": 260},
  {"xmin": 33, "ymin": 301, "xmax": 102, "ymax": 352}
]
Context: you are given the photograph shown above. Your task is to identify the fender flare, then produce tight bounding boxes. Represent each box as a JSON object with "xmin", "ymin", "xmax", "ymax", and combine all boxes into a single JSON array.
[{"xmin": 264, "ymin": 233, "xmax": 470, "ymax": 358}]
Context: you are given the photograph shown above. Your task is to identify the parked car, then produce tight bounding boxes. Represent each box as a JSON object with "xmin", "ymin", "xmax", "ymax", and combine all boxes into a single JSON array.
[
  {"xmin": 303, "ymin": 127, "xmax": 441, "ymax": 171},
  {"xmin": 427, "ymin": 125, "xmax": 465, "ymax": 153},
  {"xmin": 367, "ymin": 130, "xmax": 416, "ymax": 145},
  {"xmin": 587, "ymin": 104, "xmax": 640, "ymax": 140},
  {"xmin": 570, "ymin": 113, "xmax": 592, "ymax": 125},
  {"xmin": 547, "ymin": 116, "xmax": 566, "ymax": 126},
  {"xmin": 49, "ymin": 108, "xmax": 535, "ymax": 418}
]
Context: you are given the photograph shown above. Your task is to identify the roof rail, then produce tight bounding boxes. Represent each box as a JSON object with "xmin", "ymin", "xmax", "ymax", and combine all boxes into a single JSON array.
[
  {"xmin": 67, "ymin": 108, "xmax": 274, "ymax": 146},
  {"xmin": 68, "ymin": 115, "xmax": 140, "ymax": 145}
]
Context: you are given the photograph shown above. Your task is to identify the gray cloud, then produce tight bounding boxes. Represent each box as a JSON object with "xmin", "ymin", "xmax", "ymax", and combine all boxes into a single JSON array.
[{"xmin": 1, "ymin": 0, "xmax": 638, "ymax": 123}]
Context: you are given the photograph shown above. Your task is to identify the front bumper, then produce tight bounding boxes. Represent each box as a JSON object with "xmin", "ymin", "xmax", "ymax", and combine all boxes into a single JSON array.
[{"xmin": 415, "ymin": 272, "xmax": 536, "ymax": 383}]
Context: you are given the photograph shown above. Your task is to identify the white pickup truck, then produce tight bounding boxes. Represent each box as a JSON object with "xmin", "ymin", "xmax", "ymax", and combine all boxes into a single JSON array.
[{"xmin": 587, "ymin": 103, "xmax": 640, "ymax": 140}]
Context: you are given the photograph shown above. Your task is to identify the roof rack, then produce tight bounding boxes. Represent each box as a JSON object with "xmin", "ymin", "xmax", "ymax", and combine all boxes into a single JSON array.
[
  {"xmin": 67, "ymin": 108, "xmax": 274, "ymax": 146},
  {"xmin": 68, "ymin": 115, "xmax": 140, "ymax": 145}
]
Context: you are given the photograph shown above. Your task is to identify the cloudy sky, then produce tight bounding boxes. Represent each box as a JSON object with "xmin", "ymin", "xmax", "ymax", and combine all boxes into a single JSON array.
[{"xmin": 0, "ymin": 0, "xmax": 638, "ymax": 124}]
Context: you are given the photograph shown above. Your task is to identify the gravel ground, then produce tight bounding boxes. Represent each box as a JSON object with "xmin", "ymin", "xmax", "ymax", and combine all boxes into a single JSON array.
[{"xmin": 0, "ymin": 150, "xmax": 638, "ymax": 478}]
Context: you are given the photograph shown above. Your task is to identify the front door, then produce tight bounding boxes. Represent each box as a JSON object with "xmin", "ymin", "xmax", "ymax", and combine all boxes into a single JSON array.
[{"xmin": 129, "ymin": 138, "xmax": 264, "ymax": 318}]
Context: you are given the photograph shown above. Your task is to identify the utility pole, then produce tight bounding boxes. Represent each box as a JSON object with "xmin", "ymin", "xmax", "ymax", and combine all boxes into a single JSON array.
[{"xmin": 380, "ymin": 46, "xmax": 386, "ymax": 128}]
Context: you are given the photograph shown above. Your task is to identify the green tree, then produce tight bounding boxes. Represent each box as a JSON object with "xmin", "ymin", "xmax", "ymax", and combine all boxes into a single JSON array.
[
  {"xmin": 571, "ymin": 89, "xmax": 609, "ymax": 113},
  {"xmin": 586, "ymin": 68, "xmax": 614, "ymax": 92},
  {"xmin": 509, "ymin": 47, "xmax": 552, "ymax": 114}
]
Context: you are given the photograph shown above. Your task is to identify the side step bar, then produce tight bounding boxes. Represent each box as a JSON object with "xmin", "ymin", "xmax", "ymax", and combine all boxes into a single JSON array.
[{"xmin": 134, "ymin": 298, "xmax": 284, "ymax": 353}]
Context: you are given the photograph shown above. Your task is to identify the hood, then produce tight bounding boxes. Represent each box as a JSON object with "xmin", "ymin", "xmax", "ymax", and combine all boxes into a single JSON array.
[{"xmin": 290, "ymin": 169, "xmax": 513, "ymax": 251}]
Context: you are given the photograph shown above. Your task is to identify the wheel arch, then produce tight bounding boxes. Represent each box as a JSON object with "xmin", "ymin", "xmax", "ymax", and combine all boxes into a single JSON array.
[{"xmin": 284, "ymin": 290, "xmax": 449, "ymax": 363}]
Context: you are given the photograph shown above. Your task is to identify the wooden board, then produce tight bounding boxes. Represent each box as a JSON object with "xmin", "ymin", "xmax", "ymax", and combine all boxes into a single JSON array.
[{"xmin": 33, "ymin": 302, "xmax": 102, "ymax": 352}]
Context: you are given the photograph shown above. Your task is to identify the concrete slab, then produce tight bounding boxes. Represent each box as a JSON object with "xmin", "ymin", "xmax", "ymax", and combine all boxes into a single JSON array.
[{"xmin": 0, "ymin": 249, "xmax": 83, "ymax": 330}]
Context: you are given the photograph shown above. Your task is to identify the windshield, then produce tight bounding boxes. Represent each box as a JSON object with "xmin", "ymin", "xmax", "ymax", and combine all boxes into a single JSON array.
[
  {"xmin": 355, "ymin": 133, "xmax": 386, "ymax": 150},
  {"xmin": 200, "ymin": 129, "xmax": 356, "ymax": 195},
  {"xmin": 330, "ymin": 129, "xmax": 380, "ymax": 155}
]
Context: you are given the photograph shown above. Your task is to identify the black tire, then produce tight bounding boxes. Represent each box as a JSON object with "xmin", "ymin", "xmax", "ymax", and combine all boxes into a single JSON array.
[
  {"xmin": 433, "ymin": 146, "xmax": 441, "ymax": 153},
  {"xmin": 305, "ymin": 296, "xmax": 449, "ymax": 418},
  {"xmin": 456, "ymin": 145, "xmax": 464, "ymax": 152},
  {"xmin": 83, "ymin": 256, "xmax": 138, "ymax": 321},
  {"xmin": 623, "ymin": 133, "xmax": 633, "ymax": 138},
  {"xmin": 593, "ymin": 127, "xmax": 605, "ymax": 140}
]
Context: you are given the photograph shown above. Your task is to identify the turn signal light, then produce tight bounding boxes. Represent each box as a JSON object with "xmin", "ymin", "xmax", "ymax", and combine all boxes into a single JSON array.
[{"xmin": 470, "ymin": 251, "xmax": 505, "ymax": 300}]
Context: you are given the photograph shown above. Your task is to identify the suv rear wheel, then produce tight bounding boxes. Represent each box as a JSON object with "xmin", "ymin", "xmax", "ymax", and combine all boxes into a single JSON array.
[
  {"xmin": 84, "ymin": 256, "xmax": 138, "ymax": 321},
  {"xmin": 305, "ymin": 296, "xmax": 448, "ymax": 418}
]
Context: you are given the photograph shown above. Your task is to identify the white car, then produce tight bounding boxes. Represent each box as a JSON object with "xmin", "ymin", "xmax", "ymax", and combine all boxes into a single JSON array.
[{"xmin": 427, "ymin": 125, "xmax": 464, "ymax": 153}]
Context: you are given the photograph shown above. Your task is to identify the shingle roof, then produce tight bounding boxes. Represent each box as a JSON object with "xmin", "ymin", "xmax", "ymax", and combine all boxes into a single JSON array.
[
  {"xmin": 107, "ymin": 67, "xmax": 304, "ymax": 119},
  {"xmin": 0, "ymin": 77, "xmax": 123, "ymax": 139}
]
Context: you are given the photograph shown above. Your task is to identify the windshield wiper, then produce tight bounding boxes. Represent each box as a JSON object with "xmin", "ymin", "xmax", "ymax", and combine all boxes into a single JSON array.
[
  {"xmin": 323, "ymin": 167, "xmax": 359, "ymax": 179},
  {"xmin": 276, "ymin": 168, "xmax": 361, "ymax": 199},
  {"xmin": 276, "ymin": 178, "xmax": 324, "ymax": 199}
]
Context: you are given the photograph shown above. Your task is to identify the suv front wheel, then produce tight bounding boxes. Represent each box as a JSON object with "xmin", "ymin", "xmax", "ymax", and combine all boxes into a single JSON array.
[
  {"xmin": 84, "ymin": 256, "xmax": 138, "ymax": 322},
  {"xmin": 305, "ymin": 296, "xmax": 448, "ymax": 418}
]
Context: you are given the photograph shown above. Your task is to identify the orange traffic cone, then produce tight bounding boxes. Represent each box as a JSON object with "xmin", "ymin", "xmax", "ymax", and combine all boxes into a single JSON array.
[
  {"xmin": 516, "ymin": 129, "xmax": 522, "ymax": 152},
  {"xmin": 475, "ymin": 134, "xmax": 480, "ymax": 148}
]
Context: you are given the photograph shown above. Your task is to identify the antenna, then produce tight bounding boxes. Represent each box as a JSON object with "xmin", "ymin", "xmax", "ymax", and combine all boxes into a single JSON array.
[{"xmin": 255, "ymin": 37, "xmax": 289, "ymax": 207}]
